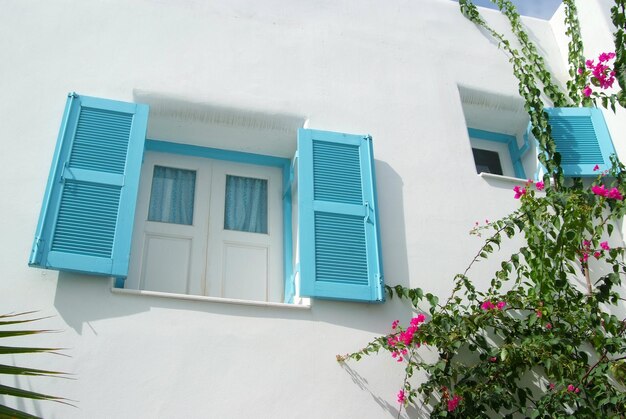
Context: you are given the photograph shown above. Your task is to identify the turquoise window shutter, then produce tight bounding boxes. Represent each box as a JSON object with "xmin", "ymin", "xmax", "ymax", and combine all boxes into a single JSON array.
[
  {"xmin": 298, "ymin": 129, "xmax": 384, "ymax": 302},
  {"xmin": 29, "ymin": 93, "xmax": 149, "ymax": 277},
  {"xmin": 545, "ymin": 107, "xmax": 616, "ymax": 176}
]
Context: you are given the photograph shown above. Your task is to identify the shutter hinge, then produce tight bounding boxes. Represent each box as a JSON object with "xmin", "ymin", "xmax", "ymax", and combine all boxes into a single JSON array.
[
  {"xmin": 30, "ymin": 237, "xmax": 43, "ymax": 264},
  {"xmin": 363, "ymin": 135, "xmax": 372, "ymax": 141},
  {"xmin": 364, "ymin": 201, "xmax": 370, "ymax": 223},
  {"xmin": 60, "ymin": 161, "xmax": 68, "ymax": 182},
  {"xmin": 68, "ymin": 92, "xmax": 78, "ymax": 98},
  {"xmin": 376, "ymin": 273, "xmax": 385, "ymax": 302}
]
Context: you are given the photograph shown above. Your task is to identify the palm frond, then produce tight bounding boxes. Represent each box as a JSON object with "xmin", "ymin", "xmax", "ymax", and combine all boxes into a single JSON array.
[
  {"xmin": 0, "ymin": 364, "xmax": 70, "ymax": 378},
  {"xmin": 0, "ymin": 312, "xmax": 72, "ymax": 417},
  {"xmin": 0, "ymin": 346, "xmax": 65, "ymax": 356},
  {"xmin": 0, "ymin": 330, "xmax": 55, "ymax": 338},
  {"xmin": 0, "ymin": 403, "xmax": 41, "ymax": 419}
]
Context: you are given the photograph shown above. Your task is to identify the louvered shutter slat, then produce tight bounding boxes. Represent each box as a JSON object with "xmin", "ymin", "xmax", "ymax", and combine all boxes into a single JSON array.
[
  {"xmin": 29, "ymin": 93, "xmax": 148, "ymax": 277},
  {"xmin": 298, "ymin": 129, "xmax": 384, "ymax": 302},
  {"xmin": 546, "ymin": 107, "xmax": 615, "ymax": 176}
]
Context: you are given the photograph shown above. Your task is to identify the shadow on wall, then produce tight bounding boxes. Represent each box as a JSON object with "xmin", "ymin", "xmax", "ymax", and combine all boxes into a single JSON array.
[
  {"xmin": 339, "ymin": 362, "xmax": 408, "ymax": 418},
  {"xmin": 375, "ymin": 160, "xmax": 411, "ymax": 293},
  {"xmin": 52, "ymin": 160, "xmax": 414, "ymax": 336},
  {"xmin": 307, "ymin": 159, "xmax": 414, "ymax": 332}
]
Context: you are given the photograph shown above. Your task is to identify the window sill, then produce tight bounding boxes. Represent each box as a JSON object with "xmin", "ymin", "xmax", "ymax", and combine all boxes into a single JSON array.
[
  {"xmin": 110, "ymin": 288, "xmax": 311, "ymax": 310},
  {"xmin": 478, "ymin": 172, "xmax": 529, "ymax": 184}
]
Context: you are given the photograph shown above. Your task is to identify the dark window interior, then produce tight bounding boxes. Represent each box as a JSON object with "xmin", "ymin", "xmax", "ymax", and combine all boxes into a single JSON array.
[{"xmin": 472, "ymin": 148, "xmax": 503, "ymax": 175}]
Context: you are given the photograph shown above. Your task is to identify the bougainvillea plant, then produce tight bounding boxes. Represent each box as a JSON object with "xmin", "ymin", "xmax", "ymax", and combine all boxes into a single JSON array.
[{"xmin": 339, "ymin": 0, "xmax": 626, "ymax": 417}]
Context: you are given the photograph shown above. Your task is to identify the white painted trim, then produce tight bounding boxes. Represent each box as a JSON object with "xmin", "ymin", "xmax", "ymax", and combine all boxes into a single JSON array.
[
  {"xmin": 479, "ymin": 172, "xmax": 529, "ymax": 184},
  {"xmin": 110, "ymin": 287, "xmax": 311, "ymax": 309}
]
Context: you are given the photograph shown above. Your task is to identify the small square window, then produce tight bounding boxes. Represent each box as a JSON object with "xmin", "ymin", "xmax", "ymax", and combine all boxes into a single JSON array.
[
  {"xmin": 472, "ymin": 148, "xmax": 503, "ymax": 175},
  {"xmin": 147, "ymin": 166, "xmax": 196, "ymax": 225},
  {"xmin": 224, "ymin": 175, "xmax": 268, "ymax": 234}
]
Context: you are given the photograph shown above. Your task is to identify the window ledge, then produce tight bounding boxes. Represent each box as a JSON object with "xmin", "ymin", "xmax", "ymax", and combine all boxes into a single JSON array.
[
  {"xmin": 478, "ymin": 172, "xmax": 529, "ymax": 184},
  {"xmin": 110, "ymin": 288, "xmax": 311, "ymax": 310}
]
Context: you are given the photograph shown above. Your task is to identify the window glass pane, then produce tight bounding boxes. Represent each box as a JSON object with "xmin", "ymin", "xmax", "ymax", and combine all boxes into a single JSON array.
[
  {"xmin": 148, "ymin": 166, "xmax": 196, "ymax": 225},
  {"xmin": 224, "ymin": 175, "xmax": 268, "ymax": 234},
  {"xmin": 472, "ymin": 148, "xmax": 503, "ymax": 175}
]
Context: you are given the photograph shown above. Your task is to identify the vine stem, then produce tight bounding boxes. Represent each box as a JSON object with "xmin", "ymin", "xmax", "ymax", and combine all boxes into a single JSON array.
[
  {"xmin": 444, "ymin": 215, "xmax": 525, "ymax": 307},
  {"xmin": 581, "ymin": 319, "xmax": 626, "ymax": 384},
  {"xmin": 397, "ymin": 347, "xmax": 417, "ymax": 419},
  {"xmin": 584, "ymin": 265, "xmax": 592, "ymax": 295}
]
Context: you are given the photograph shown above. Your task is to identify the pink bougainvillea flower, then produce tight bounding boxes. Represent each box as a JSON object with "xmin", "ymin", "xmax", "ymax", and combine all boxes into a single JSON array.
[
  {"xmin": 592, "ymin": 184, "xmax": 608, "ymax": 197},
  {"xmin": 535, "ymin": 181, "xmax": 545, "ymax": 191},
  {"xmin": 447, "ymin": 395, "xmax": 462, "ymax": 412},
  {"xmin": 513, "ymin": 186, "xmax": 526, "ymax": 199},
  {"xmin": 546, "ymin": 323, "xmax": 552, "ymax": 330},
  {"xmin": 594, "ymin": 251, "xmax": 602, "ymax": 259},
  {"xmin": 489, "ymin": 356, "xmax": 497, "ymax": 363},
  {"xmin": 397, "ymin": 389, "xmax": 406, "ymax": 404},
  {"xmin": 577, "ymin": 67, "xmax": 584, "ymax": 75},
  {"xmin": 607, "ymin": 188, "xmax": 623, "ymax": 200},
  {"xmin": 567, "ymin": 384, "xmax": 575, "ymax": 392},
  {"xmin": 593, "ymin": 164, "xmax": 600, "ymax": 171},
  {"xmin": 536, "ymin": 310, "xmax": 542, "ymax": 318},
  {"xmin": 575, "ymin": 387, "xmax": 580, "ymax": 394},
  {"xmin": 586, "ymin": 53, "xmax": 617, "ymax": 89},
  {"xmin": 583, "ymin": 85, "xmax": 593, "ymax": 97},
  {"xmin": 496, "ymin": 301, "xmax": 506, "ymax": 310},
  {"xmin": 583, "ymin": 240, "xmax": 591, "ymax": 248},
  {"xmin": 581, "ymin": 253, "xmax": 590, "ymax": 263},
  {"xmin": 481, "ymin": 301, "xmax": 495, "ymax": 311},
  {"xmin": 549, "ymin": 383, "xmax": 555, "ymax": 390},
  {"xmin": 599, "ymin": 52, "xmax": 616, "ymax": 62},
  {"xmin": 600, "ymin": 241, "xmax": 610, "ymax": 251},
  {"xmin": 391, "ymin": 320, "xmax": 399, "ymax": 329}
]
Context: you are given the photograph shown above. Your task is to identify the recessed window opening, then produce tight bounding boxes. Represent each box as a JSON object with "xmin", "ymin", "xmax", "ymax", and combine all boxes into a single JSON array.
[{"xmin": 472, "ymin": 148, "xmax": 503, "ymax": 175}]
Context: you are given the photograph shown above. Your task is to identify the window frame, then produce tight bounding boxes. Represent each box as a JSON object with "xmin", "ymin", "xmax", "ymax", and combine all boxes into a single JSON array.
[
  {"xmin": 468, "ymin": 128, "xmax": 528, "ymax": 180},
  {"xmin": 115, "ymin": 139, "xmax": 295, "ymax": 304}
]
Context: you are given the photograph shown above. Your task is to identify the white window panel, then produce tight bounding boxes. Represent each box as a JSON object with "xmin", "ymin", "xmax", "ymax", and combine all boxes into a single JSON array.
[{"xmin": 127, "ymin": 152, "xmax": 283, "ymax": 302}]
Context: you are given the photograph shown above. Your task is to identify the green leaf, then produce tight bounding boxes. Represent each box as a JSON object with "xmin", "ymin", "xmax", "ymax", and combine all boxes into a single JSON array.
[
  {"xmin": 426, "ymin": 293, "xmax": 439, "ymax": 307},
  {"xmin": 517, "ymin": 387, "xmax": 527, "ymax": 407},
  {"xmin": 0, "ymin": 404, "xmax": 41, "ymax": 419},
  {"xmin": 0, "ymin": 364, "xmax": 68, "ymax": 377},
  {"xmin": 0, "ymin": 346, "xmax": 63, "ymax": 355},
  {"xmin": 0, "ymin": 330, "xmax": 53, "ymax": 339},
  {"xmin": 0, "ymin": 384, "xmax": 65, "ymax": 403}
]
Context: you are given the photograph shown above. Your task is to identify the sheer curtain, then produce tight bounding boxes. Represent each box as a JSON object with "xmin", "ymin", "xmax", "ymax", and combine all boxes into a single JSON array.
[
  {"xmin": 148, "ymin": 166, "xmax": 196, "ymax": 225},
  {"xmin": 224, "ymin": 175, "xmax": 268, "ymax": 233}
]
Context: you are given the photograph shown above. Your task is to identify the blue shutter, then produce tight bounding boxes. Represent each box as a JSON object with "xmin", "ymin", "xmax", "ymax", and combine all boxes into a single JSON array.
[
  {"xmin": 29, "ymin": 93, "xmax": 148, "ymax": 277},
  {"xmin": 298, "ymin": 129, "xmax": 384, "ymax": 302},
  {"xmin": 545, "ymin": 107, "xmax": 616, "ymax": 176}
]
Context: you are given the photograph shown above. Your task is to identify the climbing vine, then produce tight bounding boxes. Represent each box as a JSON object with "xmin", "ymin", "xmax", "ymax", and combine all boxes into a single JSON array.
[{"xmin": 339, "ymin": 1, "xmax": 626, "ymax": 417}]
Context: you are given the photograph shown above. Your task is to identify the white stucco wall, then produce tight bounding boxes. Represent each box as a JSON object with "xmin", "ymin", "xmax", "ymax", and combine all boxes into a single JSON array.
[{"xmin": 0, "ymin": 1, "xmax": 621, "ymax": 417}]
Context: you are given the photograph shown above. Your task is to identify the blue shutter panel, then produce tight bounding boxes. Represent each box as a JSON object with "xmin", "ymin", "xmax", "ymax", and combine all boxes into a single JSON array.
[
  {"xmin": 298, "ymin": 129, "xmax": 384, "ymax": 302},
  {"xmin": 546, "ymin": 107, "xmax": 616, "ymax": 176},
  {"xmin": 29, "ymin": 93, "xmax": 148, "ymax": 277}
]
